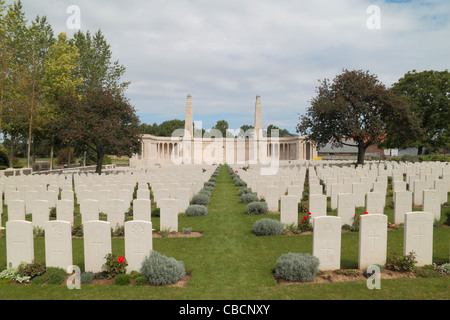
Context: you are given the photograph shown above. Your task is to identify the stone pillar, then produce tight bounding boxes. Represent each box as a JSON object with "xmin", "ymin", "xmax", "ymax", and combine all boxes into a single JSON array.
[
  {"xmin": 254, "ymin": 95, "xmax": 262, "ymax": 139},
  {"xmin": 185, "ymin": 94, "xmax": 193, "ymax": 137}
]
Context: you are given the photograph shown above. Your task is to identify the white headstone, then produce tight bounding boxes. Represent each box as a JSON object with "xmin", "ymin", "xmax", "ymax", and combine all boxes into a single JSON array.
[
  {"xmin": 265, "ymin": 186, "xmax": 280, "ymax": 212},
  {"xmin": 44, "ymin": 220, "xmax": 73, "ymax": 269},
  {"xmin": 337, "ymin": 193, "xmax": 355, "ymax": 226},
  {"xmin": 80, "ymin": 199, "xmax": 99, "ymax": 224},
  {"xmin": 31, "ymin": 199, "xmax": 50, "ymax": 229},
  {"xmin": 7, "ymin": 200, "xmax": 25, "ymax": 221},
  {"xmin": 312, "ymin": 216, "xmax": 342, "ymax": 271},
  {"xmin": 136, "ymin": 189, "xmax": 150, "ymax": 200},
  {"xmin": 159, "ymin": 198, "xmax": 178, "ymax": 232},
  {"xmin": 404, "ymin": 211, "xmax": 434, "ymax": 267},
  {"xmin": 423, "ymin": 189, "xmax": 440, "ymax": 221},
  {"xmin": 83, "ymin": 220, "xmax": 112, "ymax": 273},
  {"xmin": 6, "ymin": 220, "xmax": 34, "ymax": 268},
  {"xmin": 394, "ymin": 191, "xmax": 412, "ymax": 224},
  {"xmin": 309, "ymin": 194, "xmax": 327, "ymax": 219},
  {"xmin": 358, "ymin": 214, "xmax": 387, "ymax": 270},
  {"xmin": 56, "ymin": 199, "xmax": 74, "ymax": 225},
  {"xmin": 280, "ymin": 195, "xmax": 299, "ymax": 226},
  {"xmin": 176, "ymin": 188, "xmax": 190, "ymax": 213},
  {"xmin": 124, "ymin": 220, "xmax": 153, "ymax": 272},
  {"xmin": 132, "ymin": 199, "xmax": 151, "ymax": 222},
  {"xmin": 309, "ymin": 184, "xmax": 323, "ymax": 196},
  {"xmin": 366, "ymin": 192, "xmax": 385, "ymax": 215},
  {"xmin": 61, "ymin": 190, "xmax": 74, "ymax": 202},
  {"xmin": 413, "ymin": 180, "xmax": 425, "ymax": 206},
  {"xmin": 106, "ymin": 199, "xmax": 125, "ymax": 231},
  {"xmin": 330, "ymin": 183, "xmax": 344, "ymax": 211}
]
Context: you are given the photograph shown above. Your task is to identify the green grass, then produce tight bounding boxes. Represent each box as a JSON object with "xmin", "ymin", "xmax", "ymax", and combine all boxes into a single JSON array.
[{"xmin": 0, "ymin": 165, "xmax": 449, "ymax": 300}]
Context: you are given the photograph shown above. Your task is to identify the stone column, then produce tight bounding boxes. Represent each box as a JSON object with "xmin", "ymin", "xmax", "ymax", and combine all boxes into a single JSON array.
[{"xmin": 184, "ymin": 94, "xmax": 193, "ymax": 137}]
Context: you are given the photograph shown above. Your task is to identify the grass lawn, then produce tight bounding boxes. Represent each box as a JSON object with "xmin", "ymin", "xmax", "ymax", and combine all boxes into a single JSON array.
[{"xmin": 0, "ymin": 165, "xmax": 449, "ymax": 301}]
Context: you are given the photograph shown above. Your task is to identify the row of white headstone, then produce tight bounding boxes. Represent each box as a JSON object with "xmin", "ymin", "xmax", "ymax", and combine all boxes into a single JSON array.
[
  {"xmin": 5, "ymin": 219, "xmax": 153, "ymax": 273},
  {"xmin": 312, "ymin": 211, "xmax": 434, "ymax": 270}
]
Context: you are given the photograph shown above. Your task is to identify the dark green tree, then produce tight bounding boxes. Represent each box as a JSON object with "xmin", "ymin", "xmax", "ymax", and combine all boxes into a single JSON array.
[
  {"xmin": 392, "ymin": 70, "xmax": 450, "ymax": 155},
  {"xmin": 58, "ymin": 87, "xmax": 141, "ymax": 174},
  {"xmin": 297, "ymin": 69, "xmax": 421, "ymax": 165}
]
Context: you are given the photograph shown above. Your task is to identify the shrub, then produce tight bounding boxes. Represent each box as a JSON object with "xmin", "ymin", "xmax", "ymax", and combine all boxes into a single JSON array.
[
  {"xmin": 198, "ymin": 189, "xmax": 211, "ymax": 196},
  {"xmin": 246, "ymin": 201, "xmax": 268, "ymax": 215},
  {"xmin": 445, "ymin": 211, "xmax": 450, "ymax": 226},
  {"xmin": 81, "ymin": 272, "xmax": 94, "ymax": 284},
  {"xmin": 241, "ymin": 193, "xmax": 259, "ymax": 204},
  {"xmin": 31, "ymin": 275, "xmax": 47, "ymax": 285},
  {"xmin": 0, "ymin": 149, "xmax": 9, "ymax": 167},
  {"xmin": 0, "ymin": 267, "xmax": 30, "ymax": 283},
  {"xmin": 134, "ymin": 275, "xmax": 149, "ymax": 286},
  {"xmin": 72, "ymin": 225, "xmax": 83, "ymax": 237},
  {"xmin": 182, "ymin": 227, "xmax": 192, "ymax": 234},
  {"xmin": 185, "ymin": 205, "xmax": 208, "ymax": 217},
  {"xmin": 151, "ymin": 207, "xmax": 160, "ymax": 217},
  {"xmin": 114, "ymin": 273, "xmax": 132, "ymax": 286},
  {"xmin": 253, "ymin": 219, "xmax": 284, "ymax": 236},
  {"xmin": 386, "ymin": 252, "xmax": 417, "ymax": 272},
  {"xmin": 234, "ymin": 179, "xmax": 247, "ymax": 187},
  {"xmin": 299, "ymin": 214, "xmax": 313, "ymax": 232},
  {"xmin": 204, "ymin": 181, "xmax": 215, "ymax": 188},
  {"xmin": 275, "ymin": 253, "xmax": 320, "ymax": 282},
  {"xmin": 18, "ymin": 261, "xmax": 46, "ymax": 279},
  {"xmin": 238, "ymin": 188, "xmax": 252, "ymax": 196},
  {"xmin": 102, "ymin": 254, "xmax": 128, "ymax": 279},
  {"xmin": 45, "ymin": 267, "xmax": 67, "ymax": 285},
  {"xmin": 203, "ymin": 185, "xmax": 214, "ymax": 192},
  {"xmin": 140, "ymin": 250, "xmax": 186, "ymax": 286},
  {"xmin": 192, "ymin": 194, "xmax": 210, "ymax": 205},
  {"xmin": 438, "ymin": 263, "xmax": 450, "ymax": 275},
  {"xmin": 209, "ymin": 178, "xmax": 216, "ymax": 182}
]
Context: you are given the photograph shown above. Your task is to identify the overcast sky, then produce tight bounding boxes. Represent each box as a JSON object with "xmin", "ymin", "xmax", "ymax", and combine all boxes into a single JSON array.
[{"xmin": 10, "ymin": 0, "xmax": 450, "ymax": 133}]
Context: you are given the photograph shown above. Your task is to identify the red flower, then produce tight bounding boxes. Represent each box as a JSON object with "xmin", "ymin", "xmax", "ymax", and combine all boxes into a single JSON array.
[
  {"xmin": 117, "ymin": 256, "xmax": 125, "ymax": 264},
  {"xmin": 307, "ymin": 211, "xmax": 311, "ymax": 215},
  {"xmin": 303, "ymin": 216, "xmax": 308, "ymax": 220},
  {"xmin": 363, "ymin": 212, "xmax": 369, "ymax": 215},
  {"xmin": 235, "ymin": 171, "xmax": 238, "ymax": 173},
  {"xmin": 301, "ymin": 219, "xmax": 304, "ymax": 223}
]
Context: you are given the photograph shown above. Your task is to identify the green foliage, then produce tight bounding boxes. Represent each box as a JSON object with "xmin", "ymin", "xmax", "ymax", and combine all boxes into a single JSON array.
[
  {"xmin": 204, "ymin": 181, "xmax": 215, "ymax": 188},
  {"xmin": 80, "ymin": 272, "xmax": 94, "ymax": 284},
  {"xmin": 198, "ymin": 189, "xmax": 211, "ymax": 196},
  {"xmin": 44, "ymin": 267, "xmax": 67, "ymax": 285},
  {"xmin": 386, "ymin": 252, "xmax": 417, "ymax": 272},
  {"xmin": 113, "ymin": 273, "xmax": 131, "ymax": 286},
  {"xmin": 140, "ymin": 250, "xmax": 186, "ymax": 286},
  {"xmin": 253, "ymin": 219, "xmax": 284, "ymax": 236},
  {"xmin": 202, "ymin": 185, "xmax": 213, "ymax": 192},
  {"xmin": 151, "ymin": 207, "xmax": 160, "ymax": 217},
  {"xmin": 238, "ymin": 188, "xmax": 252, "ymax": 196},
  {"xmin": 185, "ymin": 205, "xmax": 208, "ymax": 217},
  {"xmin": 102, "ymin": 254, "xmax": 127, "ymax": 279},
  {"xmin": 299, "ymin": 214, "xmax": 313, "ymax": 232},
  {"xmin": 18, "ymin": 261, "xmax": 46, "ymax": 279},
  {"xmin": 192, "ymin": 194, "xmax": 210, "ymax": 206},
  {"xmin": 0, "ymin": 267, "xmax": 31, "ymax": 283},
  {"xmin": 275, "ymin": 253, "xmax": 320, "ymax": 282},
  {"xmin": 241, "ymin": 193, "xmax": 259, "ymax": 204},
  {"xmin": 182, "ymin": 227, "xmax": 192, "ymax": 234},
  {"xmin": 134, "ymin": 275, "xmax": 149, "ymax": 286},
  {"xmin": 31, "ymin": 275, "xmax": 47, "ymax": 285},
  {"xmin": 438, "ymin": 263, "xmax": 450, "ymax": 275},
  {"xmin": 246, "ymin": 201, "xmax": 268, "ymax": 215},
  {"xmin": 72, "ymin": 224, "xmax": 83, "ymax": 237},
  {"xmin": 0, "ymin": 149, "xmax": 9, "ymax": 167},
  {"xmin": 33, "ymin": 226, "xmax": 45, "ymax": 237}
]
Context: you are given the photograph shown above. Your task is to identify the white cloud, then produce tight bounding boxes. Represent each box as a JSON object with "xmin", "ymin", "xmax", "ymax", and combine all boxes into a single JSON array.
[{"xmin": 9, "ymin": 0, "xmax": 450, "ymax": 133}]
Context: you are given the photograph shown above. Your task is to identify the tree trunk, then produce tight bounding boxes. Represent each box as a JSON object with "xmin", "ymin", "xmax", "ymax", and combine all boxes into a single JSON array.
[
  {"xmin": 49, "ymin": 137, "xmax": 54, "ymax": 170},
  {"xmin": 96, "ymin": 150, "xmax": 104, "ymax": 174},
  {"xmin": 417, "ymin": 146, "xmax": 423, "ymax": 156},
  {"xmin": 357, "ymin": 145, "xmax": 366, "ymax": 166},
  {"xmin": 8, "ymin": 134, "xmax": 14, "ymax": 168}
]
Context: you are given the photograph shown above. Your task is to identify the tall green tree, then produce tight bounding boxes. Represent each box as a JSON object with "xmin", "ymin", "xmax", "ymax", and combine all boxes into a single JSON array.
[
  {"xmin": 71, "ymin": 29, "xmax": 129, "ymax": 92},
  {"xmin": 297, "ymin": 69, "xmax": 421, "ymax": 165},
  {"xmin": 58, "ymin": 87, "xmax": 141, "ymax": 174},
  {"xmin": 212, "ymin": 120, "xmax": 230, "ymax": 137},
  {"xmin": 392, "ymin": 70, "xmax": 450, "ymax": 155},
  {"xmin": 42, "ymin": 32, "xmax": 82, "ymax": 168}
]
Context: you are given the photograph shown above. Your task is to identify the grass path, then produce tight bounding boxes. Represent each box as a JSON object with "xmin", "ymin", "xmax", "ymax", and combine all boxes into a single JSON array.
[{"xmin": 0, "ymin": 165, "xmax": 449, "ymax": 300}]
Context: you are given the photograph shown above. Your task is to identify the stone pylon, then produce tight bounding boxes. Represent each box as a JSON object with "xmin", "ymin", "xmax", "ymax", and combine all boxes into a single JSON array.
[
  {"xmin": 184, "ymin": 94, "xmax": 193, "ymax": 137},
  {"xmin": 254, "ymin": 94, "xmax": 262, "ymax": 139}
]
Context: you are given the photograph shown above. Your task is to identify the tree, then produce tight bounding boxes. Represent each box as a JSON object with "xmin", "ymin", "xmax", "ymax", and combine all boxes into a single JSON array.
[
  {"xmin": 238, "ymin": 124, "xmax": 254, "ymax": 138},
  {"xmin": 41, "ymin": 32, "xmax": 82, "ymax": 168},
  {"xmin": 58, "ymin": 87, "xmax": 141, "ymax": 174},
  {"xmin": 265, "ymin": 124, "xmax": 289, "ymax": 138},
  {"xmin": 297, "ymin": 69, "xmax": 421, "ymax": 165},
  {"xmin": 392, "ymin": 70, "xmax": 450, "ymax": 155},
  {"xmin": 212, "ymin": 120, "xmax": 230, "ymax": 137},
  {"xmin": 71, "ymin": 29, "xmax": 129, "ymax": 93}
]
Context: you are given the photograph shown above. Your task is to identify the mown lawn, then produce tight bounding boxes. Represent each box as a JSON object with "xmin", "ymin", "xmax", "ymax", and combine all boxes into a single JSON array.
[{"xmin": 0, "ymin": 165, "xmax": 449, "ymax": 300}]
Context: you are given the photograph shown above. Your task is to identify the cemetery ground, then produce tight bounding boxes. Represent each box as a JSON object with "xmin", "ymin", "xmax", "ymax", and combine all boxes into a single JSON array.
[{"xmin": 0, "ymin": 165, "xmax": 449, "ymax": 300}]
